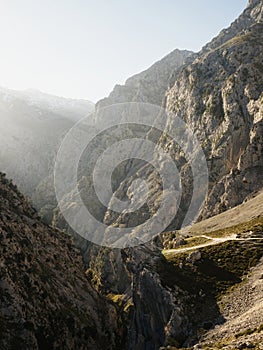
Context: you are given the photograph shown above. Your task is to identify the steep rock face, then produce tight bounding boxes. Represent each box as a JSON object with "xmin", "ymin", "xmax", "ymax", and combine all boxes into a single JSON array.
[
  {"xmin": 53, "ymin": 50, "xmax": 192, "ymax": 291},
  {"xmin": 0, "ymin": 173, "xmax": 120, "ymax": 350},
  {"xmin": 52, "ymin": 49, "xmax": 192, "ymax": 241},
  {"xmin": 121, "ymin": 245, "xmax": 191, "ymax": 350},
  {"xmin": 165, "ymin": 22, "xmax": 263, "ymax": 218}
]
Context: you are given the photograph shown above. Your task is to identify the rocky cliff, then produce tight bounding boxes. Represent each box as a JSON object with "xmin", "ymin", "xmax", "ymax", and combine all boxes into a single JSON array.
[{"xmin": 164, "ymin": 0, "xmax": 263, "ymax": 219}]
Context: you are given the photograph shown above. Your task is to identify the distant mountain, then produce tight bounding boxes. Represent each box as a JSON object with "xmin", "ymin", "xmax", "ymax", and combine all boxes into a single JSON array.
[
  {"xmin": 0, "ymin": 87, "xmax": 94, "ymax": 121},
  {"xmin": 0, "ymin": 87, "xmax": 94, "ymax": 221}
]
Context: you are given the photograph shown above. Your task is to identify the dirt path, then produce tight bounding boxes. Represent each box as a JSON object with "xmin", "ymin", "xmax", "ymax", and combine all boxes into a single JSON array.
[{"xmin": 163, "ymin": 235, "xmax": 263, "ymax": 255}]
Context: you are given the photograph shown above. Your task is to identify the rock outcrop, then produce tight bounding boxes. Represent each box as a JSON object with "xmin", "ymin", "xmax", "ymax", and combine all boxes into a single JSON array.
[{"xmin": 165, "ymin": 1, "xmax": 263, "ymax": 218}]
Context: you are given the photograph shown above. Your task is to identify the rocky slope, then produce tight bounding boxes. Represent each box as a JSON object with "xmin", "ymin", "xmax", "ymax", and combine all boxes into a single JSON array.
[
  {"xmin": 197, "ymin": 258, "xmax": 263, "ymax": 349},
  {"xmin": 0, "ymin": 172, "xmax": 121, "ymax": 350},
  {"xmin": 165, "ymin": 3, "xmax": 263, "ymax": 219}
]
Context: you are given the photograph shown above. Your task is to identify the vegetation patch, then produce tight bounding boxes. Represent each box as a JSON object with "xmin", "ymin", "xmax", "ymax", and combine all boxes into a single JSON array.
[
  {"xmin": 205, "ymin": 216, "xmax": 263, "ymax": 238},
  {"xmin": 107, "ymin": 293, "xmax": 134, "ymax": 314},
  {"xmin": 163, "ymin": 239, "xmax": 263, "ymax": 298},
  {"xmin": 235, "ymin": 324, "xmax": 263, "ymax": 338}
]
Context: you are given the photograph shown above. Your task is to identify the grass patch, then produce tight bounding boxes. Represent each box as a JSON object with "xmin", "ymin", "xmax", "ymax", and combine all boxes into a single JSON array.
[
  {"xmin": 107, "ymin": 293, "xmax": 134, "ymax": 313},
  {"xmin": 107, "ymin": 293, "xmax": 124, "ymax": 306},
  {"xmin": 201, "ymin": 216, "xmax": 263, "ymax": 239}
]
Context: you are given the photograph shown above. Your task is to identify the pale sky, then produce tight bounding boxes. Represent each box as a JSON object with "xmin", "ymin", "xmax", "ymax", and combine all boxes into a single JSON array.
[{"xmin": 0, "ymin": 0, "xmax": 247, "ymax": 103}]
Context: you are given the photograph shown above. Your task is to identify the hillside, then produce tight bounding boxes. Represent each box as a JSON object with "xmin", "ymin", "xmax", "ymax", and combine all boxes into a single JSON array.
[
  {"xmin": 0, "ymin": 172, "xmax": 121, "ymax": 350},
  {"xmin": 181, "ymin": 190, "xmax": 263, "ymax": 237}
]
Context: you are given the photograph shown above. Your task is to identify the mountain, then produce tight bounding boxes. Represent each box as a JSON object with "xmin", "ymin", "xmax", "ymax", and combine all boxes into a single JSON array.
[
  {"xmin": 100, "ymin": 0, "xmax": 263, "ymax": 230},
  {"xmin": 0, "ymin": 172, "xmax": 122, "ymax": 350},
  {"xmin": 0, "ymin": 87, "xmax": 94, "ymax": 122},
  {"xmin": 52, "ymin": 48, "xmax": 194, "ymax": 257},
  {"xmin": 53, "ymin": 49, "xmax": 193, "ymax": 239},
  {"xmin": 0, "ymin": 87, "xmax": 94, "ymax": 222},
  {"xmin": 165, "ymin": 0, "xmax": 263, "ymax": 219},
  {"xmin": 57, "ymin": 1, "xmax": 263, "ymax": 349},
  {"xmin": 55, "ymin": 1, "xmax": 263, "ymax": 250}
]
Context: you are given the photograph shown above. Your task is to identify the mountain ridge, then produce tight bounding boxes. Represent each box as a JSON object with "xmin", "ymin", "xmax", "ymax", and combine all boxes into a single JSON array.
[{"xmin": 96, "ymin": 49, "xmax": 193, "ymax": 108}]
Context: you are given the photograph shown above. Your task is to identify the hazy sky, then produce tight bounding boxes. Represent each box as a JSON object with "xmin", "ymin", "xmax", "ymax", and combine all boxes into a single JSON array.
[{"xmin": 0, "ymin": 0, "xmax": 247, "ymax": 102}]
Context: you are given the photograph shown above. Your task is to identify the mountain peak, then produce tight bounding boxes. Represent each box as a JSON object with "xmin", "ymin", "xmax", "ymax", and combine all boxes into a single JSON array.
[{"xmin": 96, "ymin": 48, "xmax": 193, "ymax": 108}]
